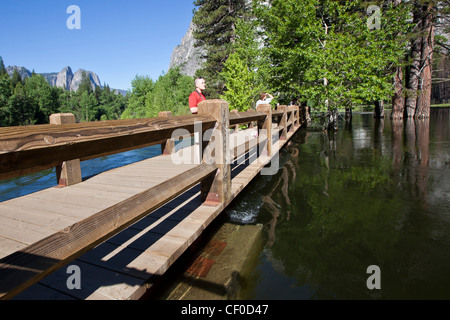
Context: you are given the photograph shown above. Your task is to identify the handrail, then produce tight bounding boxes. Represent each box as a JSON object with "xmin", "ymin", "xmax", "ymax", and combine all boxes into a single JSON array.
[
  {"xmin": 0, "ymin": 114, "xmax": 216, "ymax": 181},
  {"xmin": 0, "ymin": 105, "xmax": 301, "ymax": 181},
  {"xmin": 0, "ymin": 99, "xmax": 305, "ymax": 299}
]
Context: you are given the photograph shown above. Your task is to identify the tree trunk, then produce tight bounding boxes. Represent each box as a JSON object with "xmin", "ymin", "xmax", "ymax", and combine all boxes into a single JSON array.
[
  {"xmin": 374, "ymin": 100, "xmax": 385, "ymax": 119},
  {"xmin": 405, "ymin": 8, "xmax": 423, "ymax": 118},
  {"xmin": 391, "ymin": 66, "xmax": 405, "ymax": 119},
  {"xmin": 415, "ymin": 4, "xmax": 435, "ymax": 119},
  {"xmin": 345, "ymin": 107, "xmax": 352, "ymax": 123}
]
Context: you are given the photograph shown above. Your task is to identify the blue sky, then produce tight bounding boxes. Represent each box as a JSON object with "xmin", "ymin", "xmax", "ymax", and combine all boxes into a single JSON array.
[{"xmin": 0, "ymin": 0, "xmax": 196, "ymax": 90}]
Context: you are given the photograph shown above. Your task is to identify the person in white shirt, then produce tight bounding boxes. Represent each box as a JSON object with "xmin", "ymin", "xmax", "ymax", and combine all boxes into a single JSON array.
[{"xmin": 256, "ymin": 92, "xmax": 274, "ymax": 107}]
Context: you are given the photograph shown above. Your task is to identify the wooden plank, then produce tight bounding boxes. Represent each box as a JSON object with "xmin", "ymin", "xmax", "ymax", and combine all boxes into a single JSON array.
[
  {"xmin": 0, "ymin": 205, "xmax": 76, "ymax": 232},
  {"xmin": 13, "ymin": 282, "xmax": 77, "ymax": 300},
  {"xmin": 84, "ymin": 176, "xmax": 167, "ymax": 189},
  {"xmin": 0, "ymin": 236, "xmax": 27, "ymax": 260},
  {"xmin": 77, "ymin": 242, "xmax": 168, "ymax": 280},
  {"xmin": 0, "ymin": 216, "xmax": 57, "ymax": 248},
  {"xmin": 75, "ymin": 181, "xmax": 146, "ymax": 195},
  {"xmin": 26, "ymin": 188, "xmax": 127, "ymax": 210},
  {"xmin": 37, "ymin": 259, "xmax": 143, "ymax": 300},
  {"xmin": 1, "ymin": 197, "xmax": 99, "ymax": 220},
  {"xmin": 0, "ymin": 163, "xmax": 217, "ymax": 300},
  {"xmin": 183, "ymin": 205, "xmax": 222, "ymax": 230},
  {"xmin": 228, "ymin": 110, "xmax": 267, "ymax": 126}
]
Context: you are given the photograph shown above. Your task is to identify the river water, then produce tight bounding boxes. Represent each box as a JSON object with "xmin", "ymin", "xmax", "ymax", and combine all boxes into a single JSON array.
[
  {"xmin": 228, "ymin": 108, "xmax": 450, "ymax": 300},
  {"xmin": 1, "ymin": 108, "xmax": 449, "ymax": 300}
]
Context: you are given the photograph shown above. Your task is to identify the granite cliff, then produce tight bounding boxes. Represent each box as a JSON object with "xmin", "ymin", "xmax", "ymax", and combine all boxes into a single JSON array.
[
  {"xmin": 6, "ymin": 65, "xmax": 103, "ymax": 92},
  {"xmin": 169, "ymin": 21, "xmax": 205, "ymax": 77}
]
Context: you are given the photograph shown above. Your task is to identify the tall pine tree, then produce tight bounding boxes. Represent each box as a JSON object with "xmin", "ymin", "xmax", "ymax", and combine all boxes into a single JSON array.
[
  {"xmin": 0, "ymin": 57, "xmax": 7, "ymax": 77},
  {"xmin": 192, "ymin": 0, "xmax": 250, "ymax": 98}
]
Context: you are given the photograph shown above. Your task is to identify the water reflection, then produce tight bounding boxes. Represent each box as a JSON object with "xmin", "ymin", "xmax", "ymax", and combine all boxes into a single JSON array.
[{"xmin": 238, "ymin": 108, "xmax": 450, "ymax": 300}]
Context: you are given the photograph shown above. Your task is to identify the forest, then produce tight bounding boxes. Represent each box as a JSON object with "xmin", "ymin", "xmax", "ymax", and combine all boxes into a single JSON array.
[
  {"xmin": 0, "ymin": 0, "xmax": 449, "ymax": 128},
  {"xmin": 0, "ymin": 58, "xmax": 194, "ymax": 126}
]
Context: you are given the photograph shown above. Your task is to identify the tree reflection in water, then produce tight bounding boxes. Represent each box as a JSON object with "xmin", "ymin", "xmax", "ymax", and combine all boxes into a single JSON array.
[{"xmin": 239, "ymin": 109, "xmax": 450, "ymax": 300}]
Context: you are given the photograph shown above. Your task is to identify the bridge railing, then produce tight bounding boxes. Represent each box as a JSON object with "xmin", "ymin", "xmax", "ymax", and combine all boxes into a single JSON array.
[{"xmin": 0, "ymin": 99, "xmax": 305, "ymax": 300}]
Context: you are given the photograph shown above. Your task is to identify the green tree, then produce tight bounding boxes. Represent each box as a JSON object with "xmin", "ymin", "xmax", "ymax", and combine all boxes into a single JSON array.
[
  {"xmin": 78, "ymin": 91, "xmax": 98, "ymax": 122},
  {"xmin": 0, "ymin": 71, "xmax": 12, "ymax": 126},
  {"xmin": 78, "ymin": 71, "xmax": 94, "ymax": 96},
  {"xmin": 192, "ymin": 0, "xmax": 250, "ymax": 98},
  {"xmin": 121, "ymin": 68, "xmax": 193, "ymax": 119},
  {"xmin": 148, "ymin": 67, "xmax": 194, "ymax": 117},
  {"xmin": 121, "ymin": 75, "xmax": 155, "ymax": 119},
  {"xmin": 97, "ymin": 85, "xmax": 128, "ymax": 120},
  {"xmin": 255, "ymin": 0, "xmax": 410, "ymax": 124},
  {"xmin": 11, "ymin": 69, "xmax": 23, "ymax": 91},
  {"xmin": 8, "ymin": 82, "xmax": 35, "ymax": 126},
  {"xmin": 220, "ymin": 18, "xmax": 270, "ymax": 110},
  {"xmin": 25, "ymin": 74, "xmax": 60, "ymax": 124},
  {"xmin": 0, "ymin": 56, "xmax": 7, "ymax": 77}
]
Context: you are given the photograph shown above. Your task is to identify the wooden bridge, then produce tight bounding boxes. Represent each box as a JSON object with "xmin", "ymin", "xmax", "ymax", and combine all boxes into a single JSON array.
[{"xmin": 0, "ymin": 100, "xmax": 306, "ymax": 300}]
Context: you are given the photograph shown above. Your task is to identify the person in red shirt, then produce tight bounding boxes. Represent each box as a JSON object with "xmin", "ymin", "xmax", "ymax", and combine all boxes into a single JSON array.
[{"xmin": 189, "ymin": 78, "xmax": 206, "ymax": 114}]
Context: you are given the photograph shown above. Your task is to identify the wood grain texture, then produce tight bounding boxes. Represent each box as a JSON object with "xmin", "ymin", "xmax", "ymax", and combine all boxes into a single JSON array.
[
  {"xmin": 0, "ymin": 114, "xmax": 216, "ymax": 181},
  {"xmin": 0, "ymin": 163, "xmax": 217, "ymax": 300}
]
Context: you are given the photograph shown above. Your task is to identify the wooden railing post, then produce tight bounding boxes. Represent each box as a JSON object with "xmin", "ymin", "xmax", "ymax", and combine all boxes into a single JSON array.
[
  {"xmin": 49, "ymin": 113, "xmax": 82, "ymax": 187},
  {"xmin": 197, "ymin": 99, "xmax": 231, "ymax": 206},
  {"xmin": 256, "ymin": 104, "xmax": 273, "ymax": 157},
  {"xmin": 158, "ymin": 111, "xmax": 175, "ymax": 155},
  {"xmin": 295, "ymin": 105, "xmax": 301, "ymax": 127},
  {"xmin": 278, "ymin": 105, "xmax": 288, "ymax": 140},
  {"xmin": 287, "ymin": 106, "xmax": 295, "ymax": 132}
]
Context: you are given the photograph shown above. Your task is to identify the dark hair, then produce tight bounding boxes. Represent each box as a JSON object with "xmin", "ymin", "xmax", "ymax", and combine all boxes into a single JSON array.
[{"xmin": 259, "ymin": 92, "xmax": 266, "ymax": 100}]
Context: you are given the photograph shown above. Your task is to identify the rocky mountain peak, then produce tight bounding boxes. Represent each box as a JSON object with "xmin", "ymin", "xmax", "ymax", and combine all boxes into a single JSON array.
[
  {"xmin": 169, "ymin": 21, "xmax": 205, "ymax": 77},
  {"xmin": 6, "ymin": 65, "xmax": 102, "ymax": 92}
]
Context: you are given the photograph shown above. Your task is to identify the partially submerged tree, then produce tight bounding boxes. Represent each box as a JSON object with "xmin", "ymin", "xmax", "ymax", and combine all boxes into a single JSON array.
[{"xmin": 255, "ymin": 0, "xmax": 410, "ymax": 128}]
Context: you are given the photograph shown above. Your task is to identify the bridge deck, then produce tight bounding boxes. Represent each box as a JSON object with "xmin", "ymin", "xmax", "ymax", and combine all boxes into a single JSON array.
[{"xmin": 0, "ymin": 126, "xmax": 298, "ymax": 300}]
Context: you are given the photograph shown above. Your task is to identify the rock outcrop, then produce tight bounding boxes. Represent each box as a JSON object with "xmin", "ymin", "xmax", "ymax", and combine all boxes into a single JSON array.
[
  {"xmin": 169, "ymin": 21, "xmax": 205, "ymax": 77},
  {"xmin": 6, "ymin": 65, "xmax": 102, "ymax": 92}
]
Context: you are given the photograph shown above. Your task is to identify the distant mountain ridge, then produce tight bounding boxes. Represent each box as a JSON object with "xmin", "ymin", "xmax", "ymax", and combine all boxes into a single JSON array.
[{"xmin": 6, "ymin": 65, "xmax": 127, "ymax": 96}]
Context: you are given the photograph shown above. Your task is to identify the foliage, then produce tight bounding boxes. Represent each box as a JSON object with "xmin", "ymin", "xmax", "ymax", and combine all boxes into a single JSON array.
[
  {"xmin": 192, "ymin": 0, "xmax": 250, "ymax": 98},
  {"xmin": 254, "ymin": 0, "xmax": 411, "ymax": 111},
  {"xmin": 121, "ymin": 67, "xmax": 194, "ymax": 119},
  {"xmin": 220, "ymin": 19, "xmax": 270, "ymax": 111},
  {"xmin": 0, "ymin": 58, "xmax": 129, "ymax": 126}
]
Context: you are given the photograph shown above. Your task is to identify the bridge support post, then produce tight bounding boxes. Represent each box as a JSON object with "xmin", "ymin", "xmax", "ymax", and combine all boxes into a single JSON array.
[
  {"xmin": 198, "ymin": 100, "xmax": 231, "ymax": 206},
  {"xmin": 256, "ymin": 104, "xmax": 272, "ymax": 157},
  {"xmin": 294, "ymin": 105, "xmax": 301, "ymax": 128},
  {"xmin": 158, "ymin": 111, "xmax": 175, "ymax": 155},
  {"xmin": 49, "ymin": 113, "xmax": 82, "ymax": 187},
  {"xmin": 278, "ymin": 105, "xmax": 288, "ymax": 140}
]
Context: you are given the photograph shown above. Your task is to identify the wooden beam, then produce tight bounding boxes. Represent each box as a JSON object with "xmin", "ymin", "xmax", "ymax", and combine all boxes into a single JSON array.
[
  {"xmin": 229, "ymin": 110, "xmax": 267, "ymax": 126},
  {"xmin": 50, "ymin": 113, "xmax": 82, "ymax": 187},
  {"xmin": 198, "ymin": 100, "xmax": 231, "ymax": 206},
  {"xmin": 158, "ymin": 111, "xmax": 175, "ymax": 155},
  {"xmin": 256, "ymin": 104, "xmax": 273, "ymax": 157},
  {"xmin": 278, "ymin": 105, "xmax": 288, "ymax": 140},
  {"xmin": 0, "ymin": 162, "xmax": 217, "ymax": 300},
  {"xmin": 0, "ymin": 114, "xmax": 216, "ymax": 181}
]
